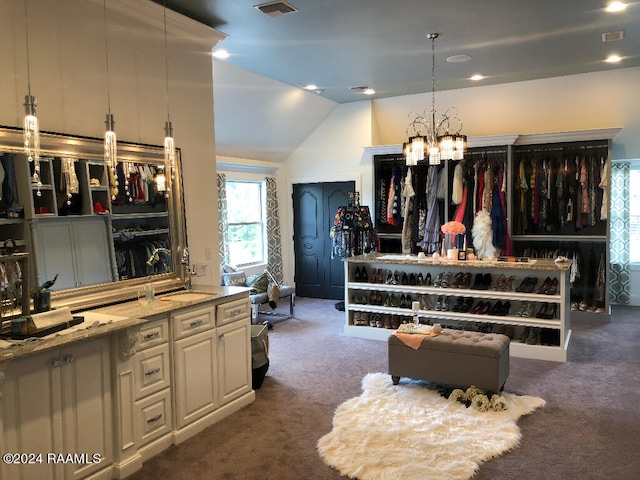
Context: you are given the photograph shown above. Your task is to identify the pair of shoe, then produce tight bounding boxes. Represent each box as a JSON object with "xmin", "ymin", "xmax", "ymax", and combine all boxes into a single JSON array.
[
  {"xmin": 433, "ymin": 272, "xmax": 450, "ymax": 288},
  {"xmin": 493, "ymin": 275, "xmax": 515, "ymax": 291},
  {"xmin": 368, "ymin": 291, "xmax": 384, "ymax": 305},
  {"xmin": 536, "ymin": 303, "xmax": 557, "ymax": 319},
  {"xmin": 450, "ymin": 272, "xmax": 473, "ymax": 289},
  {"xmin": 434, "ymin": 296, "xmax": 450, "ymax": 312},
  {"xmin": 352, "ymin": 312, "xmax": 369, "ymax": 326},
  {"xmin": 515, "ymin": 302, "xmax": 533, "ymax": 317},
  {"xmin": 469, "ymin": 301, "xmax": 491, "ymax": 315},
  {"xmin": 351, "ymin": 293, "xmax": 368, "ymax": 304},
  {"xmin": 418, "ymin": 294, "xmax": 432, "ymax": 310},
  {"xmin": 399, "ymin": 294, "xmax": 413, "ymax": 309},
  {"xmin": 515, "ymin": 277, "xmax": 538, "ymax": 293},
  {"xmin": 452, "ymin": 297, "xmax": 473, "ymax": 313},
  {"xmin": 354, "ymin": 266, "xmax": 368, "ymax": 282},
  {"xmin": 520, "ymin": 327, "xmax": 540, "ymax": 345},
  {"xmin": 488, "ymin": 300, "xmax": 511, "ymax": 316},
  {"xmin": 536, "ymin": 277, "xmax": 559, "ymax": 295},
  {"xmin": 383, "ymin": 293, "xmax": 399, "ymax": 307},
  {"xmin": 470, "ymin": 273, "xmax": 492, "ymax": 290}
]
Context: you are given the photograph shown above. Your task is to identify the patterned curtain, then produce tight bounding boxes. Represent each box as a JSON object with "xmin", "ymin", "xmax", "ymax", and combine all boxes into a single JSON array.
[
  {"xmin": 609, "ymin": 162, "xmax": 630, "ymax": 304},
  {"xmin": 265, "ymin": 177, "xmax": 283, "ymax": 283},
  {"xmin": 217, "ymin": 174, "xmax": 230, "ymax": 265}
]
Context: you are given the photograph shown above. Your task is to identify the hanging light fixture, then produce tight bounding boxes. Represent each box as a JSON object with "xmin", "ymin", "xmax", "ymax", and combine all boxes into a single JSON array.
[
  {"xmin": 162, "ymin": 0, "xmax": 175, "ymax": 195},
  {"xmin": 102, "ymin": 0, "xmax": 118, "ymax": 200},
  {"xmin": 22, "ymin": 0, "xmax": 41, "ymax": 196},
  {"xmin": 405, "ymin": 33, "xmax": 466, "ymax": 166}
]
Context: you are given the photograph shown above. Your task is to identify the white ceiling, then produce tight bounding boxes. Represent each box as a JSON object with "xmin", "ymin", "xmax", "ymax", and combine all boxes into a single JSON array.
[{"xmin": 151, "ymin": 0, "xmax": 639, "ymax": 163}]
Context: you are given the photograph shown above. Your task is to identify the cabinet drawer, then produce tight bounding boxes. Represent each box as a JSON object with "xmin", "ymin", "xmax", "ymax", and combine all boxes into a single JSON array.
[
  {"xmin": 173, "ymin": 305, "xmax": 214, "ymax": 339},
  {"xmin": 217, "ymin": 297, "xmax": 251, "ymax": 326},
  {"xmin": 134, "ymin": 343, "xmax": 170, "ymax": 400},
  {"xmin": 138, "ymin": 317, "xmax": 169, "ymax": 350},
  {"xmin": 135, "ymin": 388, "xmax": 172, "ymax": 447}
]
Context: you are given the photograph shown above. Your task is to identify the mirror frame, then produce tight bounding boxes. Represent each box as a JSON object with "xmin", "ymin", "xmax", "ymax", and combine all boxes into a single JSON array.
[{"xmin": 0, "ymin": 126, "xmax": 188, "ymax": 311}]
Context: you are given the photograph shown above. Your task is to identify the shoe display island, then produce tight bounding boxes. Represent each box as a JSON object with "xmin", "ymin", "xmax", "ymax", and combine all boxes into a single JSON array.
[{"xmin": 344, "ymin": 253, "xmax": 572, "ymax": 362}]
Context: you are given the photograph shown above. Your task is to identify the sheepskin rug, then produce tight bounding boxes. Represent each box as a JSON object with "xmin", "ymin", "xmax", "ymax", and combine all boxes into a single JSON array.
[{"xmin": 317, "ymin": 373, "xmax": 545, "ymax": 480}]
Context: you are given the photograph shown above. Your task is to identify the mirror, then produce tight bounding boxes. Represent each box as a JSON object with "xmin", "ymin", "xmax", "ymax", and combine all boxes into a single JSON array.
[{"xmin": 0, "ymin": 126, "xmax": 187, "ymax": 312}]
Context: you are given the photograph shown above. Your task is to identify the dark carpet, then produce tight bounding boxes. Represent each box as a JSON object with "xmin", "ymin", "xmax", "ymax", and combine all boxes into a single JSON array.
[{"xmin": 127, "ymin": 299, "xmax": 640, "ymax": 480}]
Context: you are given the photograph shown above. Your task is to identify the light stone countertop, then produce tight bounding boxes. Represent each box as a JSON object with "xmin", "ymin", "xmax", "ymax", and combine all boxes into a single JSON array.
[
  {"xmin": 0, "ymin": 286, "xmax": 249, "ymax": 363},
  {"xmin": 344, "ymin": 253, "xmax": 571, "ymax": 272}
]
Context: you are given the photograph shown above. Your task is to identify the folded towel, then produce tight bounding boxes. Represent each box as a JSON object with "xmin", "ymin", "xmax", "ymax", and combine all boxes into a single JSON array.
[{"xmin": 393, "ymin": 332, "xmax": 427, "ymax": 350}]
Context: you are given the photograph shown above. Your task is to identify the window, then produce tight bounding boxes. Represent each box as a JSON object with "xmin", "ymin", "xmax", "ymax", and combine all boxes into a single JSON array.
[{"xmin": 226, "ymin": 180, "xmax": 266, "ymax": 266}]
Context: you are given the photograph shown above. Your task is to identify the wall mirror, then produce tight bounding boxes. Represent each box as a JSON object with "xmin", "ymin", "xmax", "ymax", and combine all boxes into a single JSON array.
[{"xmin": 0, "ymin": 126, "xmax": 187, "ymax": 312}]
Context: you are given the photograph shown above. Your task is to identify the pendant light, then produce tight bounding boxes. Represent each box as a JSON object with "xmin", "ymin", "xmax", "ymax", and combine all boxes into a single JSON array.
[
  {"xmin": 22, "ymin": 0, "xmax": 41, "ymax": 196},
  {"xmin": 102, "ymin": 0, "xmax": 118, "ymax": 200},
  {"xmin": 161, "ymin": 0, "xmax": 175, "ymax": 195},
  {"xmin": 405, "ymin": 33, "xmax": 466, "ymax": 166}
]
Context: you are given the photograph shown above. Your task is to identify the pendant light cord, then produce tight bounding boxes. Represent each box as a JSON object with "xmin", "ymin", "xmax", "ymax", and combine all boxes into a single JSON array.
[
  {"xmin": 23, "ymin": 0, "xmax": 32, "ymax": 97},
  {"xmin": 103, "ymin": 0, "xmax": 112, "ymax": 116},
  {"xmin": 430, "ymin": 33, "xmax": 436, "ymax": 132},
  {"xmin": 163, "ymin": 0, "xmax": 171, "ymax": 125}
]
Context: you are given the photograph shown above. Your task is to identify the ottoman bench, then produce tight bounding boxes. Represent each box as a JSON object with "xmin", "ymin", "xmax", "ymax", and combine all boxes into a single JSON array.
[{"xmin": 388, "ymin": 328, "xmax": 510, "ymax": 393}]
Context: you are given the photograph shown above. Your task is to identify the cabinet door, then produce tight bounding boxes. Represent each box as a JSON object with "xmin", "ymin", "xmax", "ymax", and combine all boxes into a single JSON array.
[
  {"xmin": 1, "ymin": 350, "xmax": 65, "ymax": 480},
  {"xmin": 71, "ymin": 217, "xmax": 114, "ymax": 287},
  {"xmin": 60, "ymin": 337, "xmax": 113, "ymax": 480},
  {"xmin": 174, "ymin": 329, "xmax": 217, "ymax": 430},
  {"xmin": 34, "ymin": 220, "xmax": 77, "ymax": 290},
  {"xmin": 217, "ymin": 319, "xmax": 251, "ymax": 405}
]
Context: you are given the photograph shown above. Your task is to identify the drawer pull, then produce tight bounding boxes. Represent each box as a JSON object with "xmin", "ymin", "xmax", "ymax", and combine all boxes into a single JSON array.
[
  {"xmin": 52, "ymin": 359, "xmax": 62, "ymax": 368},
  {"xmin": 145, "ymin": 368, "xmax": 161, "ymax": 376},
  {"xmin": 64, "ymin": 355, "xmax": 74, "ymax": 364},
  {"xmin": 189, "ymin": 320, "xmax": 204, "ymax": 328},
  {"xmin": 147, "ymin": 414, "xmax": 162, "ymax": 424},
  {"xmin": 143, "ymin": 332, "xmax": 160, "ymax": 341},
  {"xmin": 231, "ymin": 308, "xmax": 242, "ymax": 316}
]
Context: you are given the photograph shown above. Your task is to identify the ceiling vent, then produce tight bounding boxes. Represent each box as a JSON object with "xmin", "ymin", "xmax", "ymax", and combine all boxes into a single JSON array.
[
  {"xmin": 254, "ymin": 1, "xmax": 299, "ymax": 17},
  {"xmin": 602, "ymin": 31, "xmax": 624, "ymax": 42}
]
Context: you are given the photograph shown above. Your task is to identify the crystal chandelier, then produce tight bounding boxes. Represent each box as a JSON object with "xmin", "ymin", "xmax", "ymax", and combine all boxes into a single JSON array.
[
  {"xmin": 22, "ymin": 0, "xmax": 41, "ymax": 196},
  {"xmin": 102, "ymin": 0, "xmax": 118, "ymax": 200},
  {"xmin": 404, "ymin": 33, "xmax": 466, "ymax": 166},
  {"xmin": 162, "ymin": 0, "xmax": 175, "ymax": 195}
]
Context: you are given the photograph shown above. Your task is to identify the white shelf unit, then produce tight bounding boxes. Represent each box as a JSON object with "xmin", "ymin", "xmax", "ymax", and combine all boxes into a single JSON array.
[{"xmin": 343, "ymin": 254, "xmax": 571, "ymax": 362}]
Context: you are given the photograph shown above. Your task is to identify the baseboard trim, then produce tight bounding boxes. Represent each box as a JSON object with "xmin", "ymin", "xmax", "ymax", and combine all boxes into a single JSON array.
[{"xmin": 172, "ymin": 390, "xmax": 256, "ymax": 445}]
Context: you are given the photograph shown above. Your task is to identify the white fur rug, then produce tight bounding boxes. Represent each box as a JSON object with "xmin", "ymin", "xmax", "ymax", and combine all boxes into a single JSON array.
[{"xmin": 317, "ymin": 373, "xmax": 545, "ymax": 480}]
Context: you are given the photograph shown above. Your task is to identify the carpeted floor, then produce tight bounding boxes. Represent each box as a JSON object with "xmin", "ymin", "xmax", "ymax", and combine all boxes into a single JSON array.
[{"xmin": 127, "ymin": 298, "xmax": 640, "ymax": 480}]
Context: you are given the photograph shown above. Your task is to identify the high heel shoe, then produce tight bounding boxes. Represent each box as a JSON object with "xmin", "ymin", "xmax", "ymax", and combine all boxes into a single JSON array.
[
  {"xmin": 441, "ymin": 272, "xmax": 453, "ymax": 288},
  {"xmin": 536, "ymin": 277, "xmax": 552, "ymax": 295},
  {"xmin": 545, "ymin": 278, "xmax": 559, "ymax": 295},
  {"xmin": 488, "ymin": 300, "xmax": 503, "ymax": 316},
  {"xmin": 493, "ymin": 274, "xmax": 506, "ymax": 291},
  {"xmin": 470, "ymin": 273, "xmax": 484, "ymax": 290},
  {"xmin": 434, "ymin": 295, "xmax": 444, "ymax": 311},
  {"xmin": 354, "ymin": 267, "xmax": 362, "ymax": 282},
  {"xmin": 417, "ymin": 273, "xmax": 424, "ymax": 286},
  {"xmin": 536, "ymin": 303, "xmax": 549, "ymax": 318},
  {"xmin": 502, "ymin": 276, "xmax": 515, "ymax": 292},
  {"xmin": 425, "ymin": 273, "xmax": 432, "ymax": 286},
  {"xmin": 498, "ymin": 301, "xmax": 511, "ymax": 316},
  {"xmin": 433, "ymin": 272, "xmax": 444, "ymax": 287}
]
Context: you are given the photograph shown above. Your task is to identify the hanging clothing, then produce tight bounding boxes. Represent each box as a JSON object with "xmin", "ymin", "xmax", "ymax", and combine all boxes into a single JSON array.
[
  {"xmin": 452, "ymin": 163, "xmax": 463, "ymax": 205},
  {"xmin": 599, "ymin": 158, "xmax": 609, "ymax": 220},
  {"xmin": 421, "ymin": 165, "xmax": 440, "ymax": 253},
  {"xmin": 401, "ymin": 168, "xmax": 415, "ymax": 252}
]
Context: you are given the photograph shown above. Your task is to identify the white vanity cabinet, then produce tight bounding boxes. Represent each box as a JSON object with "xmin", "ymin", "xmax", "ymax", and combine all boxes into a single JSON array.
[
  {"xmin": 216, "ymin": 298, "xmax": 252, "ymax": 406},
  {"xmin": 0, "ymin": 337, "xmax": 113, "ymax": 480}
]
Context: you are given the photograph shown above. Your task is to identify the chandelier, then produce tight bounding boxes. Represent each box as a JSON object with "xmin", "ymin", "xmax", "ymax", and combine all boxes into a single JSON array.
[
  {"xmin": 22, "ymin": 0, "xmax": 41, "ymax": 196},
  {"xmin": 404, "ymin": 33, "xmax": 466, "ymax": 166}
]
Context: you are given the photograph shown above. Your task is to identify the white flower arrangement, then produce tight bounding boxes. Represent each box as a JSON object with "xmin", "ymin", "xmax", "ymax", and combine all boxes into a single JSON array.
[
  {"xmin": 471, "ymin": 394, "xmax": 491, "ymax": 412},
  {"xmin": 448, "ymin": 389, "xmax": 466, "ymax": 402},
  {"xmin": 446, "ymin": 386, "xmax": 509, "ymax": 412},
  {"xmin": 490, "ymin": 394, "xmax": 508, "ymax": 411}
]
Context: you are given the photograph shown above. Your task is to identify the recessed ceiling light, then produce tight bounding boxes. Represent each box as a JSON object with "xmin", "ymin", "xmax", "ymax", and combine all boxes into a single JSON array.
[
  {"xmin": 606, "ymin": 2, "xmax": 626, "ymax": 12},
  {"xmin": 605, "ymin": 54, "xmax": 622, "ymax": 63},
  {"xmin": 350, "ymin": 85, "xmax": 375, "ymax": 95},
  {"xmin": 212, "ymin": 49, "xmax": 230, "ymax": 59},
  {"xmin": 470, "ymin": 74, "xmax": 484, "ymax": 81},
  {"xmin": 303, "ymin": 84, "xmax": 318, "ymax": 90},
  {"xmin": 447, "ymin": 54, "xmax": 471, "ymax": 63}
]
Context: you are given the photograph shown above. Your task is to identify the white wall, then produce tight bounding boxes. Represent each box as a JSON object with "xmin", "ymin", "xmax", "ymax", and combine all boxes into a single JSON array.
[
  {"xmin": 0, "ymin": 0, "xmax": 225, "ymax": 286},
  {"xmin": 278, "ymin": 67, "xmax": 640, "ymax": 289}
]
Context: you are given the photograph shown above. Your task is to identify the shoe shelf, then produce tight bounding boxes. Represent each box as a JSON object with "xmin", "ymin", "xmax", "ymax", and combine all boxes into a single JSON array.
[{"xmin": 343, "ymin": 254, "xmax": 571, "ymax": 362}]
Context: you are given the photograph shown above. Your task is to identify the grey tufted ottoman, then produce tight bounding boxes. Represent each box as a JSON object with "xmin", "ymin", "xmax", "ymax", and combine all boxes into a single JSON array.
[{"xmin": 388, "ymin": 328, "xmax": 510, "ymax": 393}]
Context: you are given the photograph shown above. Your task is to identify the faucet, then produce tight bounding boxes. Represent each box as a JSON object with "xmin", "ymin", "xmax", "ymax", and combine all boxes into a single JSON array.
[{"xmin": 181, "ymin": 247, "xmax": 195, "ymax": 290}]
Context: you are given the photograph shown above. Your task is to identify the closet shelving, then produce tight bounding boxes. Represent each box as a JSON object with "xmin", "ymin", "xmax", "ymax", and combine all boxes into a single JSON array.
[
  {"xmin": 355, "ymin": 129, "xmax": 620, "ymax": 361},
  {"xmin": 343, "ymin": 255, "xmax": 571, "ymax": 362}
]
